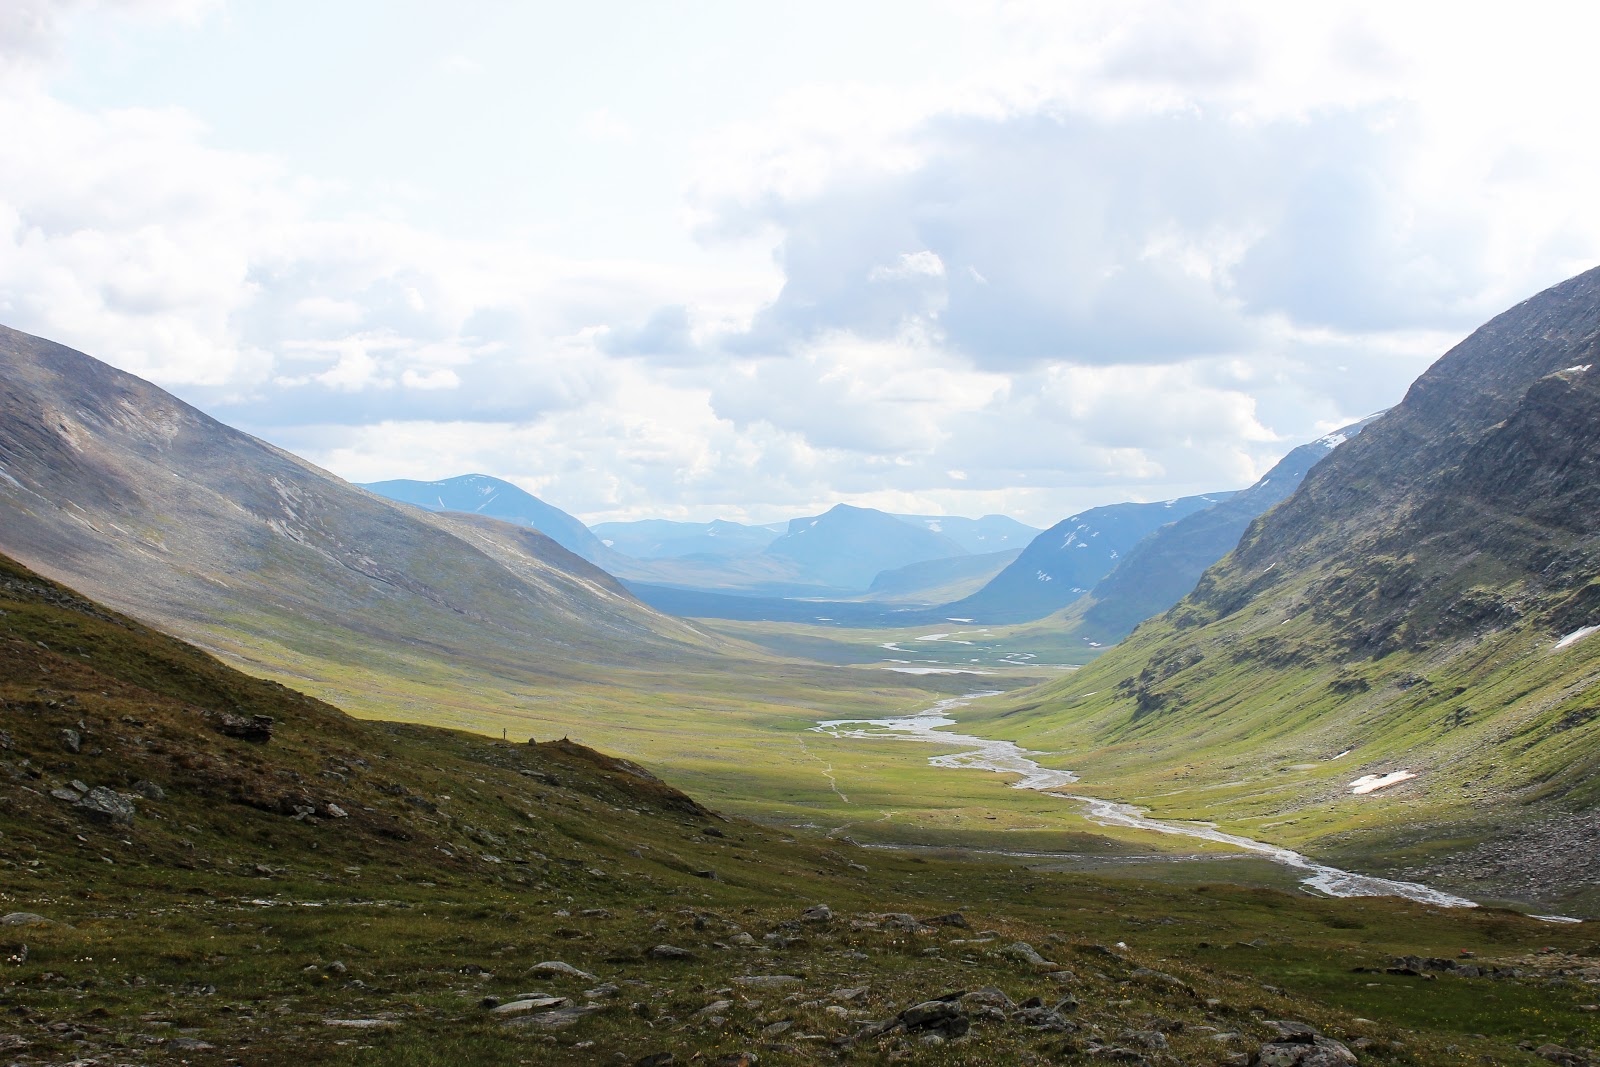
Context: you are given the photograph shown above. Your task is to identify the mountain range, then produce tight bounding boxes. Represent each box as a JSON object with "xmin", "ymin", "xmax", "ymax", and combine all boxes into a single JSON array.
[
  {"xmin": 0, "ymin": 325, "xmax": 720, "ymax": 679},
  {"xmin": 968, "ymin": 265, "xmax": 1600, "ymax": 905}
]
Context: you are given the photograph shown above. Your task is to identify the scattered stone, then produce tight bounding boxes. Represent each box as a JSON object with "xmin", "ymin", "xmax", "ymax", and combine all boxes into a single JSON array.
[
  {"xmin": 493, "ymin": 997, "xmax": 568, "ymax": 1014},
  {"xmin": 762, "ymin": 1020, "xmax": 792, "ymax": 1037},
  {"xmin": 1003, "ymin": 941, "xmax": 1061, "ymax": 971},
  {"xmin": 323, "ymin": 1018, "xmax": 400, "ymax": 1029},
  {"xmin": 732, "ymin": 975, "xmax": 802, "ymax": 988},
  {"xmin": 132, "ymin": 780, "xmax": 166, "ymax": 800},
  {"xmin": 1013, "ymin": 1005, "xmax": 1076, "ymax": 1032},
  {"xmin": 647, "ymin": 944, "xmax": 697, "ymax": 961},
  {"xmin": 633, "ymin": 1055, "xmax": 674, "ymax": 1067},
  {"xmin": 960, "ymin": 987, "xmax": 1016, "ymax": 1011},
  {"xmin": 504, "ymin": 1004, "xmax": 600, "ymax": 1030},
  {"xmin": 530, "ymin": 960, "xmax": 597, "ymax": 980},
  {"xmin": 1130, "ymin": 966, "xmax": 1191, "ymax": 991},
  {"xmin": 326, "ymin": 803, "xmax": 349, "ymax": 818},
  {"xmin": 692, "ymin": 869, "xmax": 718, "ymax": 880},
  {"xmin": 59, "ymin": 728, "xmax": 80, "ymax": 754},
  {"xmin": 898, "ymin": 1000, "xmax": 970, "ymax": 1039},
  {"xmin": 830, "ymin": 986, "xmax": 870, "ymax": 1001},
  {"xmin": 584, "ymin": 983, "xmax": 621, "ymax": 999},
  {"xmin": 1534, "ymin": 1045, "xmax": 1587, "ymax": 1067},
  {"xmin": 1, "ymin": 913, "xmax": 56, "ymax": 927},
  {"xmin": 166, "ymin": 1036, "xmax": 215, "ymax": 1051},
  {"xmin": 1120, "ymin": 1030, "xmax": 1168, "ymax": 1050},
  {"xmin": 1252, "ymin": 1020, "xmax": 1358, "ymax": 1066},
  {"xmin": 800, "ymin": 904, "xmax": 833, "ymax": 923},
  {"xmin": 211, "ymin": 711, "xmax": 274, "ymax": 742},
  {"xmin": 76, "ymin": 786, "xmax": 135, "ymax": 825}
]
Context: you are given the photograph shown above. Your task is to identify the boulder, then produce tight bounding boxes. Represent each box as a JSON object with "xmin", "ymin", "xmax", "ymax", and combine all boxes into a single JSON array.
[{"xmin": 76, "ymin": 786, "xmax": 135, "ymax": 825}]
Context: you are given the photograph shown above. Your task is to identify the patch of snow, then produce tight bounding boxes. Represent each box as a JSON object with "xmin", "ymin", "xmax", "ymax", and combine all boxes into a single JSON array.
[
  {"xmin": 1554, "ymin": 625, "xmax": 1600, "ymax": 650},
  {"xmin": 919, "ymin": 633, "xmax": 951, "ymax": 641},
  {"xmin": 1349, "ymin": 771, "xmax": 1416, "ymax": 795},
  {"xmin": 0, "ymin": 464, "xmax": 21, "ymax": 490},
  {"xmin": 1561, "ymin": 364, "xmax": 1591, "ymax": 374},
  {"xmin": 1317, "ymin": 431, "xmax": 1349, "ymax": 448},
  {"xmin": 882, "ymin": 667, "xmax": 996, "ymax": 675},
  {"xmin": 946, "ymin": 617, "xmax": 974, "ymax": 623},
  {"xmin": 1329, "ymin": 749, "xmax": 1352, "ymax": 760},
  {"xmin": 601, "ymin": 538, "xmax": 614, "ymax": 547},
  {"xmin": 1531, "ymin": 914, "xmax": 1584, "ymax": 924},
  {"xmin": 926, "ymin": 520, "xmax": 943, "ymax": 532},
  {"xmin": 1035, "ymin": 570, "xmax": 1053, "ymax": 583}
]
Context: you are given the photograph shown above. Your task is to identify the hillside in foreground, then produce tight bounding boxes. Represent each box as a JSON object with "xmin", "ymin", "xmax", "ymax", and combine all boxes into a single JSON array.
[{"xmin": 2, "ymin": 550, "xmax": 1597, "ymax": 1066}]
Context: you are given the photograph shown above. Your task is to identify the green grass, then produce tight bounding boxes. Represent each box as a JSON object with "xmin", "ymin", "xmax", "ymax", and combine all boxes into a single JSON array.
[{"xmin": 5, "ymin": 551, "xmax": 1600, "ymax": 1065}]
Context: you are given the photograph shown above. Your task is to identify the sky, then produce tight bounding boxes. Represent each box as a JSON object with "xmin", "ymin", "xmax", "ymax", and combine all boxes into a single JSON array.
[{"xmin": 2, "ymin": 1, "xmax": 1598, "ymax": 527}]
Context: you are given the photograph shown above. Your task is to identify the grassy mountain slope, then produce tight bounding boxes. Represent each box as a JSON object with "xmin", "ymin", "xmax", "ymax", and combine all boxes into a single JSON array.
[
  {"xmin": 0, "ymin": 325, "xmax": 719, "ymax": 671},
  {"xmin": 0, "ymin": 325, "xmax": 986, "ymax": 814},
  {"xmin": 965, "ymin": 267, "xmax": 1600, "ymax": 908},
  {"xmin": 3, "ymin": 550, "xmax": 1596, "ymax": 1066}
]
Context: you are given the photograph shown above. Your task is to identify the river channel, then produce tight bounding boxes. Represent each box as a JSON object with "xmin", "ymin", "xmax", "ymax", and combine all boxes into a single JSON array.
[{"xmin": 813, "ymin": 691, "xmax": 1480, "ymax": 909}]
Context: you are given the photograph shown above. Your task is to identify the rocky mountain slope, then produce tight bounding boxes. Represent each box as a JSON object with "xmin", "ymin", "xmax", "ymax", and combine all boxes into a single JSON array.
[
  {"xmin": 361, "ymin": 473, "xmax": 613, "ymax": 563},
  {"xmin": 972, "ymin": 266, "xmax": 1600, "ymax": 906},
  {"xmin": 0, "ymin": 323, "xmax": 740, "ymax": 693},
  {"xmin": 1069, "ymin": 415, "xmax": 1382, "ymax": 642},
  {"xmin": 944, "ymin": 493, "xmax": 1232, "ymax": 623},
  {"xmin": 4, "ymin": 549, "xmax": 1594, "ymax": 1066}
]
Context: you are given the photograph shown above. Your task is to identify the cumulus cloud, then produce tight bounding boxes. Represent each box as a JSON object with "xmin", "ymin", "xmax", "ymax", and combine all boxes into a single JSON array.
[
  {"xmin": 692, "ymin": 103, "xmax": 1507, "ymax": 371},
  {"xmin": 2, "ymin": 2, "xmax": 1598, "ymax": 527}
]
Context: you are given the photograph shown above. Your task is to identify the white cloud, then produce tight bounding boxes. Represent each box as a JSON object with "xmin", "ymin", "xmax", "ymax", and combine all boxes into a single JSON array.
[{"xmin": 1, "ymin": 2, "xmax": 1598, "ymax": 529}]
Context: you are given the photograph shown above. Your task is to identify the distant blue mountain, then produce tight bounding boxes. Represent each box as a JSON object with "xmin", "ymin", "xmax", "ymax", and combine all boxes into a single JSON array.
[
  {"xmin": 360, "ymin": 474, "xmax": 608, "ymax": 563},
  {"xmin": 763, "ymin": 503, "xmax": 967, "ymax": 590},
  {"xmin": 945, "ymin": 492, "xmax": 1234, "ymax": 622},
  {"xmin": 591, "ymin": 518, "xmax": 785, "ymax": 560},
  {"xmin": 890, "ymin": 514, "xmax": 1041, "ymax": 554},
  {"xmin": 1075, "ymin": 414, "xmax": 1383, "ymax": 640}
]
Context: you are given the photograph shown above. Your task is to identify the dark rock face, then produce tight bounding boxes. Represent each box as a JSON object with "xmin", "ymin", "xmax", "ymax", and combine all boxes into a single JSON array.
[
  {"xmin": 1184, "ymin": 266, "xmax": 1600, "ymax": 651},
  {"xmin": 76, "ymin": 786, "xmax": 135, "ymax": 825},
  {"xmin": 211, "ymin": 712, "xmax": 274, "ymax": 743}
]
